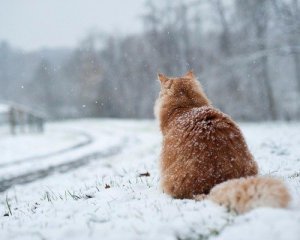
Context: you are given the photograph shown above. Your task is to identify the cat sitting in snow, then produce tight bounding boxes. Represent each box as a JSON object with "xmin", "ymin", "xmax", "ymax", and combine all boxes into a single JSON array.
[{"xmin": 155, "ymin": 71, "xmax": 290, "ymax": 214}]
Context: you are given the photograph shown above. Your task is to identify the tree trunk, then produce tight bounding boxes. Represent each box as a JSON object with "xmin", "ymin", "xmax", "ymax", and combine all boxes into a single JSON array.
[{"xmin": 255, "ymin": 1, "xmax": 277, "ymax": 120}]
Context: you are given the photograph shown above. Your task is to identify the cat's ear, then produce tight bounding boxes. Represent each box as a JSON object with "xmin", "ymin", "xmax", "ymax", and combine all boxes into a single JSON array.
[
  {"xmin": 184, "ymin": 70, "xmax": 195, "ymax": 79},
  {"xmin": 158, "ymin": 73, "xmax": 169, "ymax": 85}
]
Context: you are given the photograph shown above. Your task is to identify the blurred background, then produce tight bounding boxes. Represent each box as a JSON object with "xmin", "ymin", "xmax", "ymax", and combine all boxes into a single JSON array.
[{"xmin": 0, "ymin": 0, "xmax": 300, "ymax": 122}]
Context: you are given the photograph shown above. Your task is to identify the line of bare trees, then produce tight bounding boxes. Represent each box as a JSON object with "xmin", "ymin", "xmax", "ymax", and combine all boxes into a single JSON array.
[{"xmin": 0, "ymin": 0, "xmax": 299, "ymax": 120}]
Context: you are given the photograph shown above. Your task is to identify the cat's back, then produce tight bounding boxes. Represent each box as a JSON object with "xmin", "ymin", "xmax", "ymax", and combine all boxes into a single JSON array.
[
  {"xmin": 170, "ymin": 106, "xmax": 240, "ymax": 139},
  {"xmin": 162, "ymin": 105, "xmax": 257, "ymax": 185},
  {"xmin": 164, "ymin": 105, "xmax": 250, "ymax": 158}
]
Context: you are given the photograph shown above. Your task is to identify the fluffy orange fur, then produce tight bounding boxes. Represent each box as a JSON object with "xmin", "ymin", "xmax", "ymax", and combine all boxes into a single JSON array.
[
  {"xmin": 206, "ymin": 176, "xmax": 291, "ymax": 213},
  {"xmin": 155, "ymin": 71, "xmax": 258, "ymax": 199}
]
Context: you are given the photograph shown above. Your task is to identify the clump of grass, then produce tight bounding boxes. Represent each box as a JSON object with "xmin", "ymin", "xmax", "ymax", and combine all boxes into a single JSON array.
[
  {"xmin": 288, "ymin": 171, "xmax": 300, "ymax": 179},
  {"xmin": 5, "ymin": 195, "xmax": 12, "ymax": 216},
  {"xmin": 67, "ymin": 190, "xmax": 81, "ymax": 200},
  {"xmin": 44, "ymin": 191, "xmax": 53, "ymax": 203}
]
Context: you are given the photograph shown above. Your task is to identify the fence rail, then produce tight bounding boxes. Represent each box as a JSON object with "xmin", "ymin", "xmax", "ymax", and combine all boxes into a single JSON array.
[{"xmin": 0, "ymin": 103, "xmax": 45, "ymax": 135}]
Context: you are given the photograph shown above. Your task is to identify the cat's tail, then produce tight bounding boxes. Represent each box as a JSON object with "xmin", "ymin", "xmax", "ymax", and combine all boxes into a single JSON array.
[{"xmin": 194, "ymin": 176, "xmax": 291, "ymax": 214}]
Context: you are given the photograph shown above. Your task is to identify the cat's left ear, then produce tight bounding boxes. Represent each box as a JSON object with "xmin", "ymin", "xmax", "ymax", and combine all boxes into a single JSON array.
[
  {"xmin": 158, "ymin": 73, "xmax": 168, "ymax": 84},
  {"xmin": 184, "ymin": 70, "xmax": 195, "ymax": 79}
]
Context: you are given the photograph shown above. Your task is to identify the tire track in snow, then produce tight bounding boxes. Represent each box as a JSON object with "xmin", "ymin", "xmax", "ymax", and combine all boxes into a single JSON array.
[
  {"xmin": 0, "ymin": 137, "xmax": 128, "ymax": 193},
  {"xmin": 0, "ymin": 131, "xmax": 93, "ymax": 168}
]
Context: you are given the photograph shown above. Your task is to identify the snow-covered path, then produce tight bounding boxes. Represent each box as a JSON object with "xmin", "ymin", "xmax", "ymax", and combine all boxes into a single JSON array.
[
  {"xmin": 0, "ymin": 119, "xmax": 300, "ymax": 240},
  {"xmin": 0, "ymin": 120, "xmax": 131, "ymax": 191}
]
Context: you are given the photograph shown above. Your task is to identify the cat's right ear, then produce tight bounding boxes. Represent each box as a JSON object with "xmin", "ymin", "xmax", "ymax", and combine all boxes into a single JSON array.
[
  {"xmin": 158, "ymin": 73, "xmax": 169, "ymax": 85},
  {"xmin": 184, "ymin": 70, "xmax": 195, "ymax": 79}
]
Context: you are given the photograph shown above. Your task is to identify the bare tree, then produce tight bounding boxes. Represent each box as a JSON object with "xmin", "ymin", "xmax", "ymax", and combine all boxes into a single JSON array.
[
  {"xmin": 236, "ymin": 0, "xmax": 277, "ymax": 120},
  {"xmin": 272, "ymin": 0, "xmax": 300, "ymax": 92}
]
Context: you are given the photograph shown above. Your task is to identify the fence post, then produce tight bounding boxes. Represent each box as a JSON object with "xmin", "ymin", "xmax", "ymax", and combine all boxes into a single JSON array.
[
  {"xmin": 6, "ymin": 105, "xmax": 45, "ymax": 135},
  {"xmin": 37, "ymin": 117, "xmax": 44, "ymax": 133},
  {"xmin": 9, "ymin": 107, "xmax": 16, "ymax": 135}
]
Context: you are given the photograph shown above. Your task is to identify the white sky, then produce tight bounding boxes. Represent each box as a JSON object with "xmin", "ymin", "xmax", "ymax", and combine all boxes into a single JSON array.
[{"xmin": 0, "ymin": 0, "xmax": 143, "ymax": 50}]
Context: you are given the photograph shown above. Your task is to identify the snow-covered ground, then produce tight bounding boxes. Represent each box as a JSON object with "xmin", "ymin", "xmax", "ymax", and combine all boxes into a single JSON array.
[{"xmin": 0, "ymin": 119, "xmax": 300, "ymax": 240}]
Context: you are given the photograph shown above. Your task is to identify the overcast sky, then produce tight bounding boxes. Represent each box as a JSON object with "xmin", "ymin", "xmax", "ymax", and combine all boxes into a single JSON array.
[{"xmin": 0, "ymin": 0, "xmax": 143, "ymax": 51}]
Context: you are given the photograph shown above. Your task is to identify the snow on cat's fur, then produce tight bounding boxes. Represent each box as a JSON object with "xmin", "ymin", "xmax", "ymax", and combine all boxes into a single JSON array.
[{"xmin": 155, "ymin": 71, "xmax": 290, "ymax": 213}]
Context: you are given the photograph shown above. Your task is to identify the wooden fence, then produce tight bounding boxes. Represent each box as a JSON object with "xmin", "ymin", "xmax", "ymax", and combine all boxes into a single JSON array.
[{"xmin": 0, "ymin": 104, "xmax": 45, "ymax": 135}]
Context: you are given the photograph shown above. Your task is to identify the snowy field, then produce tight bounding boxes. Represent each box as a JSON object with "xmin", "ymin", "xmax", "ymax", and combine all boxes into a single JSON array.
[{"xmin": 0, "ymin": 119, "xmax": 300, "ymax": 240}]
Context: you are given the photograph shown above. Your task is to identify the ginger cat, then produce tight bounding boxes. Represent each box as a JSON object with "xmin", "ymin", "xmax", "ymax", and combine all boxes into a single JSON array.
[
  {"xmin": 155, "ymin": 71, "xmax": 290, "ymax": 213},
  {"xmin": 155, "ymin": 70, "xmax": 258, "ymax": 198}
]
